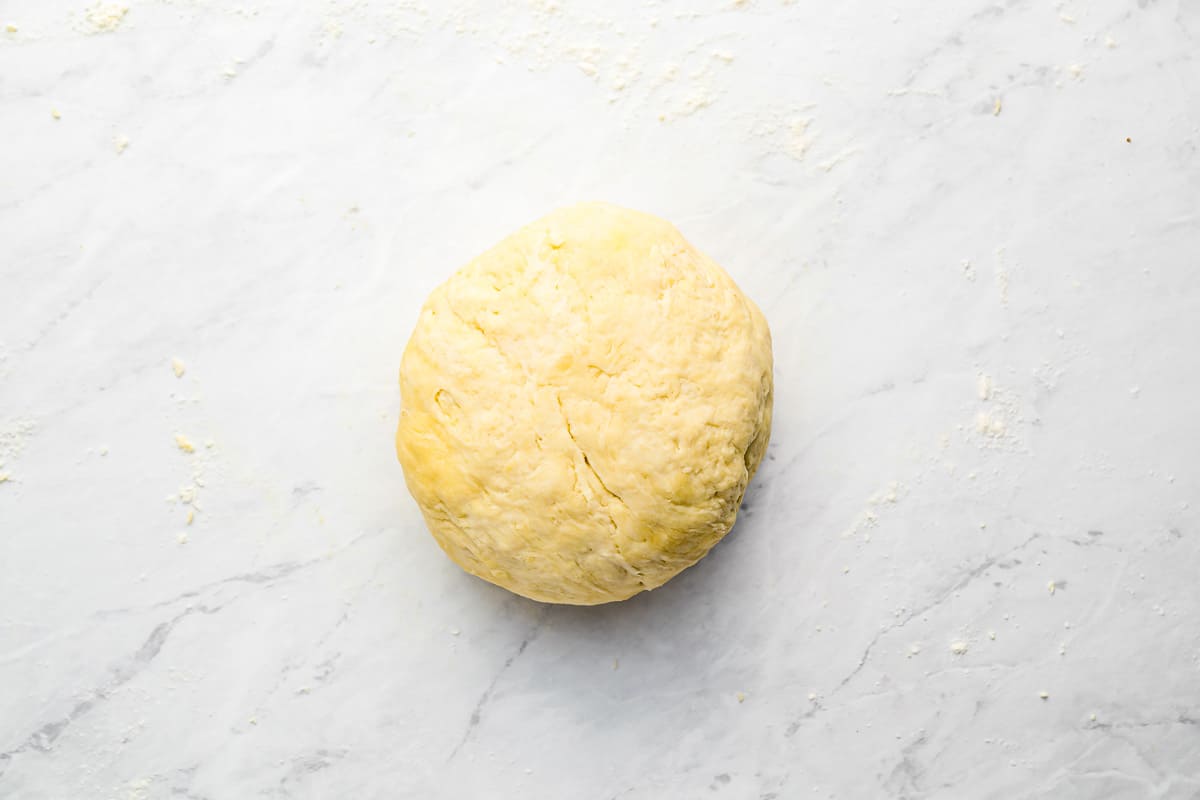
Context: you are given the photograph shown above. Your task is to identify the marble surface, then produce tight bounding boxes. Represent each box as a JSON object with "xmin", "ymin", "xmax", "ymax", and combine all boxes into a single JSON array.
[{"xmin": 3, "ymin": 0, "xmax": 1200, "ymax": 797}]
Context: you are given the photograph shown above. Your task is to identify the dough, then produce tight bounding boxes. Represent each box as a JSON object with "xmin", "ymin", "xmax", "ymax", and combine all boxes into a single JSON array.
[{"xmin": 395, "ymin": 203, "xmax": 773, "ymax": 605}]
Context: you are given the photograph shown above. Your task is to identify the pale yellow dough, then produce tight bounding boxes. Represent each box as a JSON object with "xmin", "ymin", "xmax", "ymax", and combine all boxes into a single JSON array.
[{"xmin": 395, "ymin": 203, "xmax": 773, "ymax": 605}]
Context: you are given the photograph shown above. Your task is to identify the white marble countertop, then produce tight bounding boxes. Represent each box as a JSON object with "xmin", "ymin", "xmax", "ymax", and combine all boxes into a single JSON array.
[{"xmin": 3, "ymin": 1, "xmax": 1199, "ymax": 797}]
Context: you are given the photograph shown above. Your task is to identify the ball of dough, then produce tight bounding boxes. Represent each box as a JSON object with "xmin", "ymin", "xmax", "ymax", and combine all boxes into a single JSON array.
[{"xmin": 395, "ymin": 203, "xmax": 773, "ymax": 605}]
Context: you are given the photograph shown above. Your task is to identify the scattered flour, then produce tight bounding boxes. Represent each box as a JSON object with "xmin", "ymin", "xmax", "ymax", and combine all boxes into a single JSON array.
[
  {"xmin": 968, "ymin": 375, "xmax": 1027, "ymax": 451},
  {"xmin": 976, "ymin": 411, "xmax": 1007, "ymax": 438},
  {"xmin": 166, "ymin": 424, "xmax": 217, "ymax": 527},
  {"xmin": 995, "ymin": 254, "xmax": 1010, "ymax": 305},
  {"xmin": 0, "ymin": 419, "xmax": 36, "ymax": 468},
  {"xmin": 840, "ymin": 508, "xmax": 878, "ymax": 539},
  {"xmin": 818, "ymin": 147, "xmax": 859, "ymax": 172},
  {"xmin": 316, "ymin": 1, "xmax": 742, "ymax": 123},
  {"xmin": 123, "ymin": 776, "xmax": 153, "ymax": 800},
  {"xmin": 977, "ymin": 374, "xmax": 993, "ymax": 401},
  {"xmin": 786, "ymin": 118, "xmax": 814, "ymax": 160},
  {"xmin": 84, "ymin": 2, "xmax": 129, "ymax": 34},
  {"xmin": 741, "ymin": 105, "xmax": 821, "ymax": 162},
  {"xmin": 868, "ymin": 481, "xmax": 902, "ymax": 505},
  {"xmin": 841, "ymin": 481, "xmax": 903, "ymax": 539}
]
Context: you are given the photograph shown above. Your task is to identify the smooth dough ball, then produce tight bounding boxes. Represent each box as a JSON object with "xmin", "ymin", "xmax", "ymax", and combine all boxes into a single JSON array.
[{"xmin": 395, "ymin": 203, "xmax": 773, "ymax": 605}]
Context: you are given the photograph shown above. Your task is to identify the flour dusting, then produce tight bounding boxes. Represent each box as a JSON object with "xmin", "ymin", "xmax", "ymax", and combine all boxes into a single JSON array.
[{"xmin": 84, "ymin": 2, "xmax": 129, "ymax": 33}]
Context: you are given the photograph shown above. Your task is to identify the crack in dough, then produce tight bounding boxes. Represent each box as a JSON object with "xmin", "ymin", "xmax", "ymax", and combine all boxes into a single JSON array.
[{"xmin": 554, "ymin": 394, "xmax": 644, "ymax": 585}]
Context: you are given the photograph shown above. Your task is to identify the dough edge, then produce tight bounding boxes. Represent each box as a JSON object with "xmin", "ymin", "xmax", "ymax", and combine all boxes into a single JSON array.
[{"xmin": 396, "ymin": 202, "xmax": 773, "ymax": 605}]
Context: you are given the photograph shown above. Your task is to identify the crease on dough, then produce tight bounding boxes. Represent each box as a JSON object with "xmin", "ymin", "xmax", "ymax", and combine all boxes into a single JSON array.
[
  {"xmin": 555, "ymin": 394, "xmax": 645, "ymax": 586},
  {"xmin": 440, "ymin": 283, "xmax": 644, "ymax": 589}
]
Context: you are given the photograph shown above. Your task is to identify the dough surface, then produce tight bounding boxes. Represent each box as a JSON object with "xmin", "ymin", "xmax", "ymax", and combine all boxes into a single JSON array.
[{"xmin": 395, "ymin": 203, "xmax": 773, "ymax": 604}]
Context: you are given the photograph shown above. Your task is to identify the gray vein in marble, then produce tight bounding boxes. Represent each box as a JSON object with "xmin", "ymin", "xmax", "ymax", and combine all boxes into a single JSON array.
[
  {"xmin": 0, "ymin": 604, "xmax": 222, "ymax": 777},
  {"xmin": 448, "ymin": 612, "xmax": 547, "ymax": 763},
  {"xmin": 94, "ymin": 529, "xmax": 380, "ymax": 619},
  {"xmin": 272, "ymin": 748, "xmax": 350, "ymax": 798},
  {"xmin": 833, "ymin": 532, "xmax": 1041, "ymax": 694},
  {"xmin": 253, "ymin": 554, "xmax": 387, "ymax": 710},
  {"xmin": 882, "ymin": 732, "xmax": 928, "ymax": 797},
  {"xmin": 21, "ymin": 275, "xmax": 110, "ymax": 354},
  {"xmin": 1, "ymin": 533, "xmax": 383, "ymax": 779}
]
